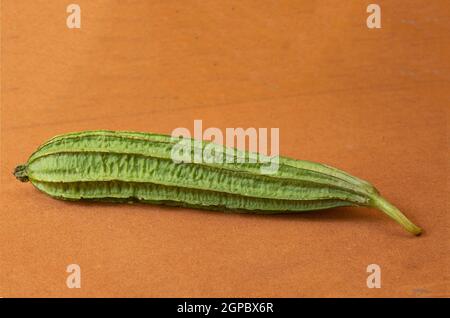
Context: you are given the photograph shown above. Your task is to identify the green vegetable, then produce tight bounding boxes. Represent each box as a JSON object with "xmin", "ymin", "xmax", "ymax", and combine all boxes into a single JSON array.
[{"xmin": 14, "ymin": 130, "xmax": 422, "ymax": 235}]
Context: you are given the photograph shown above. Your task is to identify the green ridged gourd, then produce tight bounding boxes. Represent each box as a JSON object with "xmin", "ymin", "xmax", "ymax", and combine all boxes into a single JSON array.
[{"xmin": 13, "ymin": 130, "xmax": 422, "ymax": 235}]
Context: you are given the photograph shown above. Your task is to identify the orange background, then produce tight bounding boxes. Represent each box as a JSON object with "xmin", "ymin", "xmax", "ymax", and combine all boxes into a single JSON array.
[{"xmin": 1, "ymin": 0, "xmax": 448, "ymax": 297}]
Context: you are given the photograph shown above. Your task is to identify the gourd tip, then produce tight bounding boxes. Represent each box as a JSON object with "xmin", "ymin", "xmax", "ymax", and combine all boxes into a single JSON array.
[{"xmin": 13, "ymin": 164, "xmax": 29, "ymax": 182}]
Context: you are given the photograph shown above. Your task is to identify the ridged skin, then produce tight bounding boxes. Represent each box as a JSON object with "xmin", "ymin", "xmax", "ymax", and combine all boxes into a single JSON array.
[
  {"xmin": 34, "ymin": 181, "xmax": 353, "ymax": 212},
  {"xmin": 26, "ymin": 130, "xmax": 371, "ymax": 206},
  {"xmin": 15, "ymin": 130, "xmax": 422, "ymax": 235}
]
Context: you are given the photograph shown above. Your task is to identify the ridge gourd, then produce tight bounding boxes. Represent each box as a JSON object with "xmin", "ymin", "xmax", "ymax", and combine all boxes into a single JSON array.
[{"xmin": 13, "ymin": 130, "xmax": 422, "ymax": 235}]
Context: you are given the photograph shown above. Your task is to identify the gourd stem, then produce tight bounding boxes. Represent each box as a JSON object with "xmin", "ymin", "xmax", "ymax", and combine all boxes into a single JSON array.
[{"xmin": 370, "ymin": 194, "xmax": 422, "ymax": 236}]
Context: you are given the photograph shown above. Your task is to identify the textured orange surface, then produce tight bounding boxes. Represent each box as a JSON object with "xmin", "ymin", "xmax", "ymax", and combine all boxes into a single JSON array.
[{"xmin": 1, "ymin": 0, "xmax": 449, "ymax": 297}]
